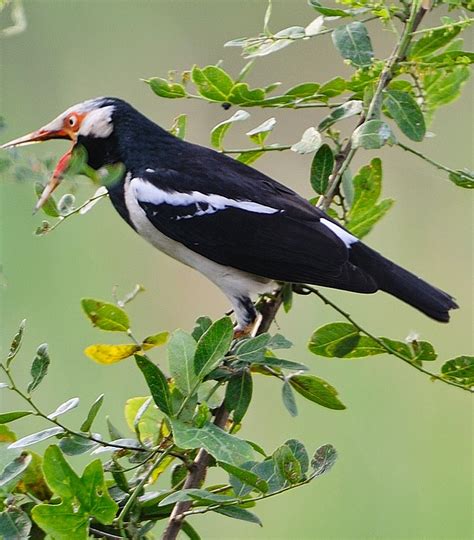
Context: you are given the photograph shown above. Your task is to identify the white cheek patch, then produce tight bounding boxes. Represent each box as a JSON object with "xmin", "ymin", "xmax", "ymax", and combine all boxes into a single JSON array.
[
  {"xmin": 79, "ymin": 106, "xmax": 114, "ymax": 138},
  {"xmin": 131, "ymin": 178, "xmax": 281, "ymax": 218},
  {"xmin": 320, "ymin": 218, "xmax": 358, "ymax": 247}
]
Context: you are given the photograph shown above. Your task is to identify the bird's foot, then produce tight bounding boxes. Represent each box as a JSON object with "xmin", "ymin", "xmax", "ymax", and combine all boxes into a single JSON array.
[{"xmin": 233, "ymin": 312, "xmax": 263, "ymax": 339}]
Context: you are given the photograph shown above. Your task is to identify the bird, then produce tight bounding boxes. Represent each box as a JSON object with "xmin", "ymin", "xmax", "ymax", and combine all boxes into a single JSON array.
[{"xmin": 2, "ymin": 97, "xmax": 458, "ymax": 335}]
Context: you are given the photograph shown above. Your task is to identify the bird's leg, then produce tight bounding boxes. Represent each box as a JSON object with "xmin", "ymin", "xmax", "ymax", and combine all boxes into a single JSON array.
[
  {"xmin": 233, "ymin": 311, "xmax": 263, "ymax": 339},
  {"xmin": 231, "ymin": 295, "xmax": 262, "ymax": 339}
]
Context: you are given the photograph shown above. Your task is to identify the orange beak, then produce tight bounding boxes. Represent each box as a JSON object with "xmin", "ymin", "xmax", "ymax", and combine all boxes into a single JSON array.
[
  {"xmin": 2, "ymin": 124, "xmax": 72, "ymax": 212},
  {"xmin": 1, "ymin": 127, "xmax": 69, "ymax": 149}
]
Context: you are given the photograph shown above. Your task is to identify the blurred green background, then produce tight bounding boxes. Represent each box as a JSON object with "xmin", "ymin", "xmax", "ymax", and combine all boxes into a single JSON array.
[{"xmin": 1, "ymin": 1, "xmax": 472, "ymax": 539}]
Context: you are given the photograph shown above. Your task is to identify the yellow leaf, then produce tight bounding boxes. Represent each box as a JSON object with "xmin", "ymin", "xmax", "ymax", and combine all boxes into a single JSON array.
[
  {"xmin": 149, "ymin": 455, "xmax": 175, "ymax": 484},
  {"xmin": 124, "ymin": 396, "xmax": 163, "ymax": 444},
  {"xmin": 84, "ymin": 344, "xmax": 140, "ymax": 364},
  {"xmin": 142, "ymin": 331, "xmax": 169, "ymax": 350}
]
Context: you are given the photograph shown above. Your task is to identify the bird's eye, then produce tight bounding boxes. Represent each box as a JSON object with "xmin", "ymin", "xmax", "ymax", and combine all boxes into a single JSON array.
[{"xmin": 67, "ymin": 115, "xmax": 77, "ymax": 127}]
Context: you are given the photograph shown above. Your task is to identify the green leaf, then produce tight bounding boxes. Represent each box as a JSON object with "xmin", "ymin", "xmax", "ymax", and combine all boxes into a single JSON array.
[
  {"xmin": 0, "ymin": 509, "xmax": 31, "ymax": 540},
  {"xmin": 250, "ymin": 459, "xmax": 286, "ymax": 493},
  {"xmin": 267, "ymin": 334, "xmax": 293, "ymax": 349},
  {"xmin": 213, "ymin": 506, "xmax": 262, "ymax": 526},
  {"xmin": 210, "ymin": 110, "xmax": 250, "ymax": 149},
  {"xmin": 194, "ymin": 317, "xmax": 234, "ymax": 380},
  {"xmin": 410, "ymin": 341, "xmax": 437, "ymax": 362},
  {"xmin": 253, "ymin": 357, "xmax": 308, "ymax": 371},
  {"xmin": 441, "ymin": 356, "xmax": 474, "ymax": 387},
  {"xmin": 311, "ymin": 443, "xmax": 338, "ymax": 477},
  {"xmin": 318, "ymin": 77, "xmax": 347, "ymax": 97},
  {"xmin": 285, "ymin": 439, "xmax": 309, "ymax": 474},
  {"xmin": 0, "ymin": 411, "xmax": 32, "ymax": 424},
  {"xmin": 235, "ymin": 334, "xmax": 270, "ymax": 362},
  {"xmin": 135, "ymin": 355, "xmax": 173, "ymax": 416},
  {"xmin": 27, "ymin": 343, "xmax": 50, "ymax": 393},
  {"xmin": 228, "ymin": 83, "xmax": 266, "ymax": 105},
  {"xmin": 148, "ymin": 77, "xmax": 186, "ymax": 99},
  {"xmin": 308, "ymin": 322, "xmax": 360, "ymax": 357},
  {"xmin": 59, "ymin": 434, "xmax": 99, "ymax": 456},
  {"xmin": 47, "ymin": 398, "xmax": 79, "ymax": 420},
  {"xmin": 427, "ymin": 50, "xmax": 474, "ymax": 65},
  {"xmin": 379, "ymin": 337, "xmax": 412, "ymax": 358},
  {"xmin": 219, "ymin": 461, "xmax": 268, "ymax": 494},
  {"xmin": 192, "ymin": 65, "xmax": 234, "ymax": 101},
  {"xmin": 9, "ymin": 427, "xmax": 64, "ymax": 450},
  {"xmin": 285, "ymin": 82, "xmax": 320, "ymax": 98},
  {"xmin": 192, "ymin": 316, "xmax": 213, "ymax": 341},
  {"xmin": 142, "ymin": 331, "xmax": 169, "ymax": 350},
  {"xmin": 57, "ymin": 193, "xmax": 75, "ymax": 215},
  {"xmin": 310, "ymin": 144, "xmax": 334, "ymax": 195},
  {"xmin": 32, "ymin": 446, "xmax": 117, "ymax": 539},
  {"xmin": 225, "ymin": 370, "xmax": 253, "ymax": 424},
  {"xmin": 347, "ymin": 199, "xmax": 394, "ymax": 239},
  {"xmin": 6, "ymin": 319, "xmax": 26, "ymax": 367},
  {"xmin": 352, "ymin": 120, "xmax": 393, "ymax": 149},
  {"xmin": 309, "ymin": 0, "xmax": 352, "ymax": 17},
  {"xmin": 273, "ymin": 444, "xmax": 303, "ymax": 484},
  {"xmin": 84, "ymin": 343, "xmax": 140, "ymax": 364},
  {"xmin": 34, "ymin": 181, "xmax": 60, "ymax": 217},
  {"xmin": 81, "ymin": 459, "xmax": 118, "ymax": 522},
  {"xmin": 40, "ymin": 445, "xmax": 84, "ymax": 498},
  {"xmin": 81, "ymin": 298, "xmax": 130, "ymax": 332},
  {"xmin": 168, "ymin": 329, "xmax": 198, "ymax": 396},
  {"xmin": 124, "ymin": 396, "xmax": 162, "ymax": 444},
  {"xmin": 346, "ymin": 158, "xmax": 394, "ymax": 238},
  {"xmin": 332, "ymin": 22, "xmax": 373, "ymax": 68},
  {"xmin": 338, "ymin": 336, "xmax": 386, "ymax": 358},
  {"xmin": 169, "ymin": 114, "xmax": 187, "ymax": 139},
  {"xmin": 291, "ymin": 127, "xmax": 322, "ymax": 154},
  {"xmin": 281, "ymin": 382, "xmax": 298, "ymax": 417},
  {"xmin": 409, "ymin": 26, "xmax": 461, "ymax": 59},
  {"xmin": 171, "ymin": 419, "xmax": 254, "ymax": 465},
  {"xmin": 305, "ymin": 15, "xmax": 325, "ymax": 37},
  {"xmin": 159, "ymin": 488, "xmax": 235, "ymax": 507},
  {"xmin": 290, "ymin": 375, "xmax": 346, "ymax": 410},
  {"xmin": 448, "ymin": 169, "xmax": 474, "ymax": 189},
  {"xmin": 0, "ymin": 453, "xmax": 32, "ymax": 489},
  {"xmin": 32, "ymin": 500, "xmax": 89, "ymax": 540},
  {"xmin": 182, "ymin": 521, "xmax": 202, "ymax": 540},
  {"xmin": 383, "ymin": 90, "xmax": 425, "ymax": 142},
  {"xmin": 423, "ymin": 66, "xmax": 469, "ymax": 122},
  {"xmin": 236, "ymin": 150, "xmax": 265, "ymax": 164},
  {"xmin": 318, "ymin": 100, "xmax": 363, "ymax": 131},
  {"xmin": 246, "ymin": 117, "xmax": 276, "ymax": 146},
  {"xmin": 80, "ymin": 393, "xmax": 104, "ymax": 432}
]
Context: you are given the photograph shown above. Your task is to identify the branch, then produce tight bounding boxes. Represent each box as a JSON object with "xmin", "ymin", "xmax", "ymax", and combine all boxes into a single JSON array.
[
  {"xmin": 317, "ymin": 0, "xmax": 428, "ymax": 211},
  {"xmin": 397, "ymin": 142, "xmax": 465, "ymax": 177},
  {"xmin": 303, "ymin": 286, "xmax": 473, "ymax": 394}
]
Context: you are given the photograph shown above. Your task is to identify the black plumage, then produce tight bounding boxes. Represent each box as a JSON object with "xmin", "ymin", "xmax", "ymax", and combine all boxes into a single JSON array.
[{"xmin": 5, "ymin": 97, "xmax": 459, "ymax": 329}]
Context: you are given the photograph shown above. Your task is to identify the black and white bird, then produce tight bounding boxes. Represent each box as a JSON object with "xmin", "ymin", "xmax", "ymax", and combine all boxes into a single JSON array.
[{"xmin": 2, "ymin": 97, "xmax": 458, "ymax": 334}]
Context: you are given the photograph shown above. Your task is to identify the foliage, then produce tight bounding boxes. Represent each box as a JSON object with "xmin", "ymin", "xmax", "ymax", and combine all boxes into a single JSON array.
[{"xmin": 0, "ymin": 1, "xmax": 473, "ymax": 539}]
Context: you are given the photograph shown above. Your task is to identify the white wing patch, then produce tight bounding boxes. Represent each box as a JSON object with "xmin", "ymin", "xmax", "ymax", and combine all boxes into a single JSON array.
[
  {"xmin": 131, "ymin": 177, "xmax": 281, "ymax": 219},
  {"xmin": 320, "ymin": 218, "xmax": 358, "ymax": 248}
]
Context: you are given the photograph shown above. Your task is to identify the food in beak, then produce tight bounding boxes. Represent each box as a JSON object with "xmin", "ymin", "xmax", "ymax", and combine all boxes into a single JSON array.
[{"xmin": 34, "ymin": 149, "xmax": 73, "ymax": 213}]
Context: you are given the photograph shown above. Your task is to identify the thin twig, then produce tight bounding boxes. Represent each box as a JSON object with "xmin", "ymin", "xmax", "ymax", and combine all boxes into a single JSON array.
[
  {"xmin": 397, "ymin": 142, "xmax": 462, "ymax": 177},
  {"xmin": 303, "ymin": 286, "xmax": 472, "ymax": 393},
  {"xmin": 318, "ymin": 0, "xmax": 428, "ymax": 211},
  {"xmin": 0, "ymin": 363, "xmax": 150, "ymax": 453}
]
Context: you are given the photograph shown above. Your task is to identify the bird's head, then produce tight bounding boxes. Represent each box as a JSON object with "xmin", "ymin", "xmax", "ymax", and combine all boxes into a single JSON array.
[{"xmin": 2, "ymin": 97, "xmax": 126, "ymax": 211}]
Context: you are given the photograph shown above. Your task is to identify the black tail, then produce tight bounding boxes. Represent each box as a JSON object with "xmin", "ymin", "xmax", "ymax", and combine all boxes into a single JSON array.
[{"xmin": 349, "ymin": 242, "xmax": 459, "ymax": 322}]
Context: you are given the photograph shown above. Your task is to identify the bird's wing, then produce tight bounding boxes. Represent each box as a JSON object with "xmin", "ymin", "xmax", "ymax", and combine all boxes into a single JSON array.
[{"xmin": 131, "ymin": 160, "xmax": 375, "ymax": 290}]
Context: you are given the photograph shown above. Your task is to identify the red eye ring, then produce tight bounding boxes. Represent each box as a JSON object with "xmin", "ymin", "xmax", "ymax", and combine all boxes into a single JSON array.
[{"xmin": 67, "ymin": 115, "xmax": 77, "ymax": 127}]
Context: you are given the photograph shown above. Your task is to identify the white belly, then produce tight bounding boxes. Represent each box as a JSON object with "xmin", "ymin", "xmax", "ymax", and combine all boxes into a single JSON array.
[{"xmin": 123, "ymin": 174, "xmax": 274, "ymax": 302}]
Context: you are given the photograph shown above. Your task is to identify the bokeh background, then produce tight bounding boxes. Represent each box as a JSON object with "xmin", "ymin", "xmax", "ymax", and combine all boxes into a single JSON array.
[{"xmin": 1, "ymin": 1, "xmax": 472, "ymax": 539}]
